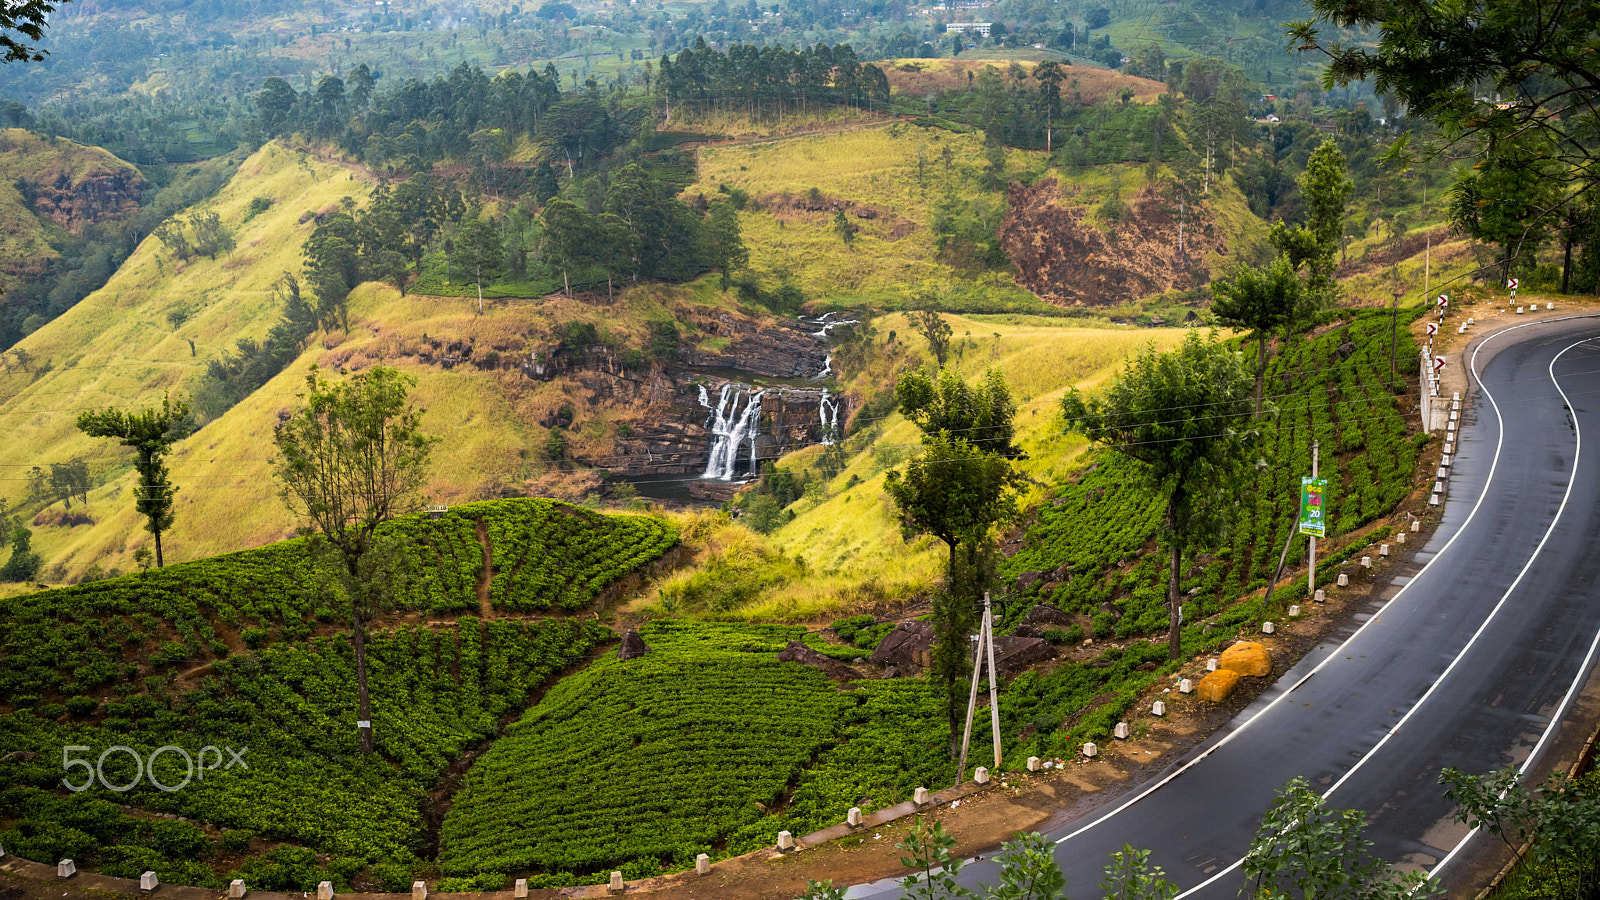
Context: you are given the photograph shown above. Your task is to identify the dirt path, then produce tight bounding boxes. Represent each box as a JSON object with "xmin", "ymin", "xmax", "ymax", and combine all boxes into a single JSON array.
[{"xmin": 474, "ymin": 518, "xmax": 494, "ymax": 619}]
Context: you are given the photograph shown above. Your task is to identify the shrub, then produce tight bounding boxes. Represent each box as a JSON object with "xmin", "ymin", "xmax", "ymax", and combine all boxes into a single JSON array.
[
  {"xmin": 65, "ymin": 695, "xmax": 100, "ymax": 717},
  {"xmin": 219, "ymin": 830, "xmax": 254, "ymax": 853},
  {"xmin": 240, "ymin": 627, "xmax": 268, "ymax": 649}
]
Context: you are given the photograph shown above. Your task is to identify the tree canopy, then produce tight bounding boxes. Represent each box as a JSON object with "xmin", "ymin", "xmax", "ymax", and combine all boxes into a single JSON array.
[
  {"xmin": 1062, "ymin": 331, "xmax": 1254, "ymax": 659},
  {"xmin": 76, "ymin": 394, "xmax": 192, "ymax": 568}
]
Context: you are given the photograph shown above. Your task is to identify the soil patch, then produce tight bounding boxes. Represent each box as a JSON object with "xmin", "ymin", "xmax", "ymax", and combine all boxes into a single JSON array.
[{"xmin": 1001, "ymin": 180, "xmax": 1225, "ymax": 306}]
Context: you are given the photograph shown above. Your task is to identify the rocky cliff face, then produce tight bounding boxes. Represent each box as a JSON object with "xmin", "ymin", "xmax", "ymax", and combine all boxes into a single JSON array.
[
  {"xmin": 679, "ymin": 315, "xmax": 831, "ymax": 379},
  {"xmin": 30, "ymin": 166, "xmax": 145, "ymax": 232},
  {"xmin": 1001, "ymin": 179, "xmax": 1226, "ymax": 306}
]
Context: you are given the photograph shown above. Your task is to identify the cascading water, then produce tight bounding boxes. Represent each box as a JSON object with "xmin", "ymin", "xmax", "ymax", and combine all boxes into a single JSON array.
[
  {"xmin": 700, "ymin": 384, "xmax": 765, "ymax": 480},
  {"xmin": 819, "ymin": 388, "xmax": 843, "ymax": 445}
]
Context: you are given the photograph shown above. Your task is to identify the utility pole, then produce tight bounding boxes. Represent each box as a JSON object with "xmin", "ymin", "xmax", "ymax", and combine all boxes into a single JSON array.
[
  {"xmin": 984, "ymin": 592, "xmax": 1002, "ymax": 770},
  {"xmin": 954, "ymin": 592, "xmax": 1003, "ymax": 783},
  {"xmin": 1309, "ymin": 441, "xmax": 1319, "ymax": 599},
  {"xmin": 955, "ymin": 618, "xmax": 983, "ymax": 787}
]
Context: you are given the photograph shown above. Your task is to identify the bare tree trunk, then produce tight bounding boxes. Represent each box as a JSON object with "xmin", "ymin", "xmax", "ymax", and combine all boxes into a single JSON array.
[
  {"xmin": 351, "ymin": 598, "xmax": 374, "ymax": 755},
  {"xmin": 154, "ymin": 528, "xmax": 165, "ymax": 568},
  {"xmin": 1165, "ymin": 498, "xmax": 1183, "ymax": 661},
  {"xmin": 1256, "ymin": 335, "xmax": 1267, "ymax": 417}
]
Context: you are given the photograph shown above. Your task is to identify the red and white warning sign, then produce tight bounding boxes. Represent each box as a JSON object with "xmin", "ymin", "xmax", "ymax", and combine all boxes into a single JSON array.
[
  {"xmin": 1437, "ymin": 294, "xmax": 1449, "ymax": 307},
  {"xmin": 1427, "ymin": 322, "xmax": 1439, "ymax": 336},
  {"xmin": 1507, "ymin": 278, "xmax": 1519, "ymax": 290},
  {"xmin": 1434, "ymin": 355, "xmax": 1447, "ymax": 372}
]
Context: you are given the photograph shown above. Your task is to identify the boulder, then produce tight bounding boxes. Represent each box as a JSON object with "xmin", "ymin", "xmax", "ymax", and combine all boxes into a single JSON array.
[
  {"xmin": 776, "ymin": 640, "xmax": 862, "ymax": 681},
  {"xmin": 870, "ymin": 621, "xmax": 936, "ymax": 670},
  {"xmin": 1018, "ymin": 603, "xmax": 1074, "ymax": 630},
  {"xmin": 618, "ymin": 629, "xmax": 652, "ymax": 661},
  {"xmin": 991, "ymin": 634, "xmax": 1054, "ymax": 676},
  {"xmin": 1014, "ymin": 571, "xmax": 1047, "ymax": 593},
  {"xmin": 1196, "ymin": 669, "xmax": 1241, "ymax": 702},
  {"xmin": 1218, "ymin": 641, "xmax": 1271, "ymax": 677}
]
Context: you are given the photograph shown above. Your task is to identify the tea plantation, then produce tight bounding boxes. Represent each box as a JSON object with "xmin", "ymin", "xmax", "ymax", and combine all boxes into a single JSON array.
[
  {"xmin": 0, "ymin": 498, "xmax": 677, "ymax": 891},
  {"xmin": 1003, "ymin": 310, "xmax": 1424, "ymax": 635},
  {"xmin": 438, "ymin": 620, "xmax": 948, "ymax": 885}
]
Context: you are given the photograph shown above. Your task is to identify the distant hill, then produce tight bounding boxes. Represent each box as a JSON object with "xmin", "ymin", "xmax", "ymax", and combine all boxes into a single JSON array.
[{"xmin": 0, "ymin": 129, "xmax": 145, "ymax": 296}]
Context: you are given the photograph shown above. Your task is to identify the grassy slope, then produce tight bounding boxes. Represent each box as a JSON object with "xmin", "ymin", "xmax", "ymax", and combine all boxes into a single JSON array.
[
  {"xmin": 774, "ymin": 316, "xmax": 1189, "ymax": 594},
  {"xmin": 693, "ymin": 122, "xmax": 1047, "ymax": 309}
]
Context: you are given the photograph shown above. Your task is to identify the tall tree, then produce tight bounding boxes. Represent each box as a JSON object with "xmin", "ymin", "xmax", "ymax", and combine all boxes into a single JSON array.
[
  {"xmin": 453, "ymin": 218, "xmax": 503, "ymax": 314},
  {"xmin": 885, "ymin": 368, "xmax": 1020, "ymax": 758},
  {"xmin": 1061, "ymin": 332, "xmax": 1255, "ymax": 661},
  {"xmin": 76, "ymin": 395, "xmax": 192, "ymax": 568},
  {"xmin": 1270, "ymin": 139, "xmax": 1350, "ymax": 300},
  {"xmin": 1290, "ymin": 0, "xmax": 1600, "ymax": 236},
  {"xmin": 1210, "ymin": 255, "xmax": 1304, "ymax": 415},
  {"xmin": 704, "ymin": 200, "xmax": 748, "ymax": 291},
  {"xmin": 273, "ymin": 366, "xmax": 438, "ymax": 755},
  {"xmin": 908, "ymin": 308, "xmax": 953, "ymax": 369}
]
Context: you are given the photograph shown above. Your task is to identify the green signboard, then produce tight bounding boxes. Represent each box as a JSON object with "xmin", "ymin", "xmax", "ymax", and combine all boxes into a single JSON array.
[{"xmin": 1299, "ymin": 477, "xmax": 1329, "ymax": 537}]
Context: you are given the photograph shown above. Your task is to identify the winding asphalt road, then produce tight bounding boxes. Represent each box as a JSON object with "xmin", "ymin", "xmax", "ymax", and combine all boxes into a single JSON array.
[{"xmin": 847, "ymin": 314, "xmax": 1600, "ymax": 899}]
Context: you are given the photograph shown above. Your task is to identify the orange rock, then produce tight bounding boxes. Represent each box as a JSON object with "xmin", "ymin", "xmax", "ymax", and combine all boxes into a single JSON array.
[
  {"xmin": 1219, "ymin": 641, "xmax": 1272, "ymax": 677},
  {"xmin": 1196, "ymin": 669, "xmax": 1241, "ymax": 702}
]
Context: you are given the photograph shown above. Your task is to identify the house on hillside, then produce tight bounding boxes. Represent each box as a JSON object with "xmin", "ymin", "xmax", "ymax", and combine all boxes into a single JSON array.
[{"xmin": 945, "ymin": 21, "xmax": 992, "ymax": 35}]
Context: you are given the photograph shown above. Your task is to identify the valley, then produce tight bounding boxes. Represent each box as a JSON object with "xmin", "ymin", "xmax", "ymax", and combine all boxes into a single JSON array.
[{"xmin": 2, "ymin": 0, "xmax": 1599, "ymax": 897}]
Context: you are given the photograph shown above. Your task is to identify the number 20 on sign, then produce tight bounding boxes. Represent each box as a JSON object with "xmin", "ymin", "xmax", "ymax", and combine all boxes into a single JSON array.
[{"xmin": 1299, "ymin": 477, "xmax": 1328, "ymax": 538}]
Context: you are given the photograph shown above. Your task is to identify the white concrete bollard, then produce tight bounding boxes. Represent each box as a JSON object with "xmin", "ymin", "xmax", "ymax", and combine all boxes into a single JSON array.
[
  {"xmin": 1380, "ymin": 544, "xmax": 1390, "ymax": 557},
  {"xmin": 1398, "ymin": 531, "xmax": 1407, "ymax": 544},
  {"xmin": 915, "ymin": 786, "xmax": 931, "ymax": 804},
  {"xmin": 1338, "ymin": 572, "xmax": 1349, "ymax": 586},
  {"xmin": 1458, "ymin": 325, "xmax": 1467, "ymax": 334},
  {"xmin": 1114, "ymin": 722, "xmax": 1130, "ymax": 740},
  {"xmin": 777, "ymin": 831, "xmax": 795, "ymax": 851},
  {"xmin": 1082, "ymin": 742, "xmax": 1098, "ymax": 758},
  {"xmin": 141, "ymin": 872, "xmax": 159, "ymax": 893},
  {"xmin": 609, "ymin": 871, "xmax": 624, "ymax": 893},
  {"xmin": 1450, "ymin": 410, "xmax": 1459, "ymax": 421},
  {"xmin": 1179, "ymin": 678, "xmax": 1194, "ymax": 693},
  {"xmin": 1445, "ymin": 442, "xmax": 1454, "ymax": 454},
  {"xmin": 1314, "ymin": 589, "xmax": 1326, "ymax": 603},
  {"xmin": 975, "ymin": 766, "xmax": 991, "ymax": 784},
  {"xmin": 847, "ymin": 807, "xmax": 863, "ymax": 827},
  {"xmin": 1262, "ymin": 621, "xmax": 1276, "ymax": 634},
  {"xmin": 1435, "ymin": 480, "xmax": 1447, "ymax": 494},
  {"xmin": 1026, "ymin": 757, "xmax": 1041, "ymax": 772},
  {"xmin": 1288, "ymin": 605, "xmax": 1301, "ymax": 617},
  {"xmin": 58, "ymin": 860, "xmax": 76, "ymax": 879},
  {"xmin": 1548, "ymin": 303, "xmax": 1555, "ymax": 310},
  {"xmin": 1518, "ymin": 306, "xmax": 1525, "ymax": 314},
  {"xmin": 1467, "ymin": 318, "xmax": 1474, "ymax": 325},
  {"xmin": 1431, "ymin": 492, "xmax": 1442, "ymax": 506},
  {"xmin": 513, "ymin": 880, "xmax": 527, "ymax": 899},
  {"xmin": 229, "ymin": 881, "xmax": 247, "ymax": 899},
  {"xmin": 1152, "ymin": 700, "xmax": 1166, "ymax": 716},
  {"xmin": 317, "ymin": 883, "xmax": 333, "ymax": 900},
  {"xmin": 411, "ymin": 882, "xmax": 426, "ymax": 900},
  {"xmin": 1206, "ymin": 658, "xmax": 1218, "ymax": 671},
  {"xmin": 696, "ymin": 854, "xmax": 711, "ymax": 876},
  {"xmin": 1412, "ymin": 519, "xmax": 1421, "ymax": 532},
  {"xmin": 1361, "ymin": 556, "xmax": 1373, "ymax": 568}
]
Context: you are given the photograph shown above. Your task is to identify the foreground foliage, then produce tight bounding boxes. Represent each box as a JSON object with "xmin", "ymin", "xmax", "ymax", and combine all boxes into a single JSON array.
[{"xmin": 0, "ymin": 617, "xmax": 611, "ymax": 887}]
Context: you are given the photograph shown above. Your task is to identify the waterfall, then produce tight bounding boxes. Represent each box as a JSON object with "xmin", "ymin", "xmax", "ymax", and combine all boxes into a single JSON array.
[
  {"xmin": 701, "ymin": 384, "xmax": 765, "ymax": 480},
  {"xmin": 819, "ymin": 389, "xmax": 843, "ymax": 445},
  {"xmin": 809, "ymin": 319, "xmax": 859, "ymax": 339},
  {"xmin": 815, "ymin": 353, "xmax": 833, "ymax": 380}
]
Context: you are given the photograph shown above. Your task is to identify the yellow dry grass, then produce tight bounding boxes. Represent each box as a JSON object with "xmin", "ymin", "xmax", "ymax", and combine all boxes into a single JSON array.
[{"xmin": 694, "ymin": 125, "xmax": 1036, "ymax": 305}]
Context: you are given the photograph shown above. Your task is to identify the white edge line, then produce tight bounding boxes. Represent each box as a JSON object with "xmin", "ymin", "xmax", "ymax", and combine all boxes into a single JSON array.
[
  {"xmin": 1169, "ymin": 315, "xmax": 1600, "ymax": 897},
  {"xmin": 1051, "ymin": 319, "xmax": 1519, "ymax": 855},
  {"xmin": 1429, "ymin": 330, "xmax": 1600, "ymax": 877}
]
